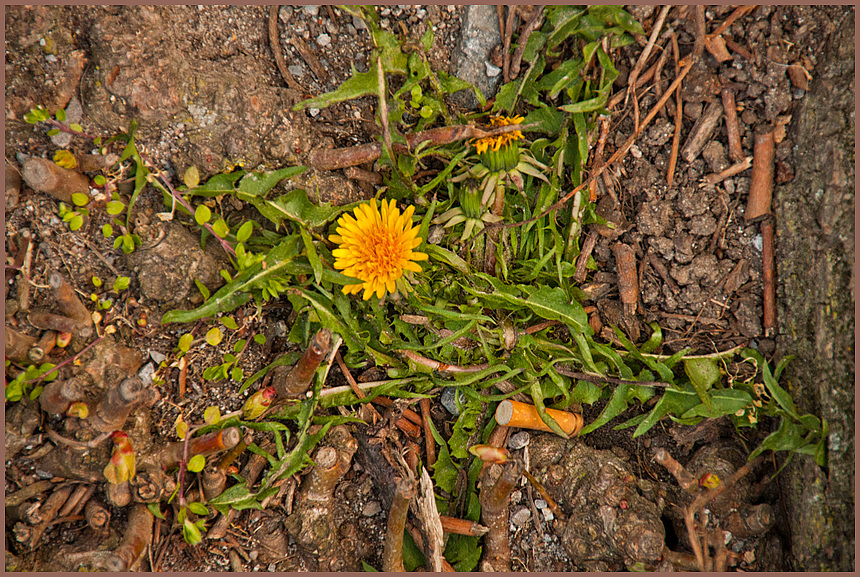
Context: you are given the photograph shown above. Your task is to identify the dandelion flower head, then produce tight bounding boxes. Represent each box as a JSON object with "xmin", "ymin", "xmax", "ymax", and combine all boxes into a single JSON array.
[
  {"xmin": 473, "ymin": 115, "xmax": 524, "ymax": 155},
  {"xmin": 329, "ymin": 198, "xmax": 428, "ymax": 300}
]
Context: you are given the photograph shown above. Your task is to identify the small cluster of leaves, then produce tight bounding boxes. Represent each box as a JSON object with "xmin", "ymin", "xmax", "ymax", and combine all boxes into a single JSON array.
[{"xmin": 4, "ymin": 361, "xmax": 56, "ymax": 402}]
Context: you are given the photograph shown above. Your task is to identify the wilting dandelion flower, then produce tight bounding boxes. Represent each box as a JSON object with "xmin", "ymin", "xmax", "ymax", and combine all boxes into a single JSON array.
[{"xmin": 330, "ymin": 198, "xmax": 428, "ymax": 300}]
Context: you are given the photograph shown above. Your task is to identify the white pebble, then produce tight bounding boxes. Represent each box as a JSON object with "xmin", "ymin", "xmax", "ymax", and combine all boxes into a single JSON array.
[
  {"xmin": 316, "ymin": 33, "xmax": 331, "ymax": 47},
  {"xmin": 302, "ymin": 5, "xmax": 319, "ymax": 17},
  {"xmin": 309, "ymin": 108, "xmax": 320, "ymax": 117},
  {"xmin": 511, "ymin": 507, "xmax": 531, "ymax": 527},
  {"xmin": 541, "ymin": 508, "xmax": 554, "ymax": 521},
  {"xmin": 485, "ymin": 61, "xmax": 501, "ymax": 78},
  {"xmin": 534, "ymin": 499, "xmax": 548, "ymax": 509},
  {"xmin": 752, "ymin": 234, "xmax": 763, "ymax": 252}
]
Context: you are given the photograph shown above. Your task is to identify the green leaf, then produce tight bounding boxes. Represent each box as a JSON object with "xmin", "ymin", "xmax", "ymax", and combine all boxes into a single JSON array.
[
  {"xmin": 237, "ymin": 166, "xmax": 306, "ymax": 198},
  {"xmin": 299, "ymin": 227, "xmax": 322, "ymax": 284},
  {"xmin": 231, "ymin": 366, "xmax": 244, "ymax": 381},
  {"xmin": 194, "ymin": 204, "xmax": 212, "ymax": 225},
  {"xmin": 205, "ymin": 327, "xmax": 223, "ymax": 346},
  {"xmin": 93, "ymin": 174, "xmax": 107, "ymax": 186},
  {"xmin": 297, "ymin": 288, "xmax": 364, "ymax": 352},
  {"xmin": 187, "ymin": 502, "xmax": 209, "ymax": 516},
  {"xmin": 293, "ymin": 67, "xmax": 378, "ymax": 111},
  {"xmin": 220, "ymin": 316, "xmax": 238, "ymax": 330},
  {"xmin": 426, "ymin": 417, "xmax": 458, "ymax": 493},
  {"xmin": 632, "ymin": 385, "xmax": 702, "ymax": 438},
  {"xmin": 101, "ymin": 224, "xmax": 113, "ymax": 237},
  {"xmin": 187, "ymin": 455, "xmax": 206, "ymax": 473},
  {"xmin": 236, "ymin": 221, "xmax": 254, "ymax": 243},
  {"xmin": 253, "ymin": 334, "xmax": 266, "ymax": 345},
  {"xmin": 182, "ymin": 517, "xmax": 203, "ymax": 545},
  {"xmin": 203, "ymin": 405, "xmax": 221, "ymax": 425},
  {"xmin": 681, "ymin": 389, "xmax": 753, "ymax": 419},
  {"xmin": 244, "ymin": 187, "xmax": 346, "ymax": 230},
  {"xmin": 69, "ymin": 215, "xmax": 83, "ymax": 231},
  {"xmin": 525, "ymin": 286, "xmax": 589, "ymax": 334},
  {"xmin": 69, "ymin": 123, "xmax": 83, "ymax": 133},
  {"xmin": 146, "ymin": 502, "xmax": 167, "ymax": 520},
  {"xmin": 71, "ymin": 192, "xmax": 89, "ymax": 207},
  {"xmin": 579, "ymin": 383, "xmax": 629, "ymax": 435},
  {"xmin": 194, "ymin": 279, "xmax": 210, "ymax": 300},
  {"xmin": 178, "ymin": 333, "xmax": 194, "ymax": 352},
  {"xmin": 113, "ymin": 276, "xmax": 130, "ymax": 291},
  {"xmin": 161, "ymin": 235, "xmax": 301, "ymax": 324},
  {"xmin": 684, "ymin": 357, "xmax": 721, "ymax": 410},
  {"xmin": 106, "ymin": 200, "xmax": 125, "ymax": 215},
  {"xmin": 748, "ymin": 417, "xmax": 809, "ymax": 461},
  {"xmin": 211, "ymin": 218, "xmax": 229, "ymax": 238},
  {"xmin": 184, "ymin": 165, "xmax": 200, "ymax": 188}
]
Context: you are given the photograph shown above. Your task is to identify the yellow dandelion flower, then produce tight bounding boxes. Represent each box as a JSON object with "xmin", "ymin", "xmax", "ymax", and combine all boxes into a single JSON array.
[
  {"xmin": 473, "ymin": 115, "xmax": 525, "ymax": 155},
  {"xmin": 329, "ymin": 198, "xmax": 428, "ymax": 300}
]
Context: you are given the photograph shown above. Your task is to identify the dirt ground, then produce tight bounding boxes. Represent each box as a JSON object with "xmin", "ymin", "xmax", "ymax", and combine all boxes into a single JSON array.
[{"xmin": 4, "ymin": 4, "xmax": 854, "ymax": 572}]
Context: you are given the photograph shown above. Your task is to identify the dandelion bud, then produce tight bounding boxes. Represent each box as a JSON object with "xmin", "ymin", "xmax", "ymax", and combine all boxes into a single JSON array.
[
  {"xmin": 104, "ymin": 431, "xmax": 136, "ymax": 485},
  {"xmin": 243, "ymin": 386, "xmax": 276, "ymax": 419},
  {"xmin": 699, "ymin": 472, "xmax": 721, "ymax": 489},
  {"xmin": 469, "ymin": 444, "xmax": 510, "ymax": 464}
]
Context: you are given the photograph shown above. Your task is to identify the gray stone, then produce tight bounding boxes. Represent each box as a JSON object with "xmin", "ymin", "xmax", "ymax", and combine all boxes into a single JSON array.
[
  {"xmin": 450, "ymin": 4, "xmax": 501, "ymax": 109},
  {"xmin": 511, "ymin": 506, "xmax": 532, "ymax": 527},
  {"xmin": 316, "ymin": 33, "xmax": 331, "ymax": 47}
]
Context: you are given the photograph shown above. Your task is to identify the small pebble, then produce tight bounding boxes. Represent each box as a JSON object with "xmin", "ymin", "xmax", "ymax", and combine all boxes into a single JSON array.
[
  {"xmin": 362, "ymin": 501, "xmax": 382, "ymax": 516},
  {"xmin": 440, "ymin": 387, "xmax": 466, "ymax": 415},
  {"xmin": 752, "ymin": 234, "xmax": 763, "ymax": 252},
  {"xmin": 288, "ymin": 64, "xmax": 304, "ymax": 78},
  {"xmin": 485, "ymin": 61, "xmax": 501, "ymax": 78},
  {"xmin": 511, "ymin": 506, "xmax": 532, "ymax": 527},
  {"xmin": 508, "ymin": 431, "xmax": 530, "ymax": 450},
  {"xmin": 534, "ymin": 499, "xmax": 548, "ymax": 509},
  {"xmin": 541, "ymin": 508, "xmax": 554, "ymax": 522},
  {"xmin": 150, "ymin": 350, "xmax": 167, "ymax": 364},
  {"xmin": 138, "ymin": 362, "xmax": 156, "ymax": 386},
  {"xmin": 301, "ymin": 5, "xmax": 319, "ymax": 17},
  {"xmin": 308, "ymin": 108, "xmax": 320, "ymax": 117},
  {"xmin": 316, "ymin": 33, "xmax": 331, "ymax": 47}
]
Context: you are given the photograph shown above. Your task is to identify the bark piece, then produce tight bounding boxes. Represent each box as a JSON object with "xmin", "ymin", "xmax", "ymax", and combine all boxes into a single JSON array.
[{"xmin": 681, "ymin": 101, "xmax": 724, "ymax": 163}]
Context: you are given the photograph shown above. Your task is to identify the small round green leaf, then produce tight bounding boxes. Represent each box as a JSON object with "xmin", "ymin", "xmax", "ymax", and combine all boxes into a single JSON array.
[
  {"xmin": 70, "ymin": 123, "xmax": 83, "ymax": 133},
  {"xmin": 55, "ymin": 108, "xmax": 66, "ymax": 122},
  {"xmin": 203, "ymin": 405, "xmax": 221, "ymax": 425},
  {"xmin": 92, "ymin": 276, "xmax": 103, "ymax": 287},
  {"xmin": 106, "ymin": 200, "xmax": 125, "ymax": 215},
  {"xmin": 93, "ymin": 174, "xmax": 106, "ymax": 186},
  {"xmin": 230, "ymin": 366, "xmax": 244, "ymax": 381},
  {"xmin": 101, "ymin": 224, "xmax": 113, "ymax": 237},
  {"xmin": 236, "ymin": 221, "xmax": 253, "ymax": 243},
  {"xmin": 184, "ymin": 165, "xmax": 200, "ymax": 189},
  {"xmin": 71, "ymin": 192, "xmax": 90, "ymax": 207},
  {"xmin": 178, "ymin": 333, "xmax": 194, "ymax": 352},
  {"xmin": 205, "ymin": 327, "xmax": 223, "ymax": 346},
  {"xmin": 194, "ymin": 204, "xmax": 211, "ymax": 225},
  {"xmin": 69, "ymin": 215, "xmax": 84, "ymax": 231},
  {"xmin": 187, "ymin": 455, "xmax": 206, "ymax": 473},
  {"xmin": 253, "ymin": 334, "xmax": 266, "ymax": 345},
  {"xmin": 113, "ymin": 276, "xmax": 130, "ymax": 291},
  {"xmin": 220, "ymin": 316, "xmax": 239, "ymax": 330},
  {"xmin": 212, "ymin": 218, "xmax": 229, "ymax": 238}
]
